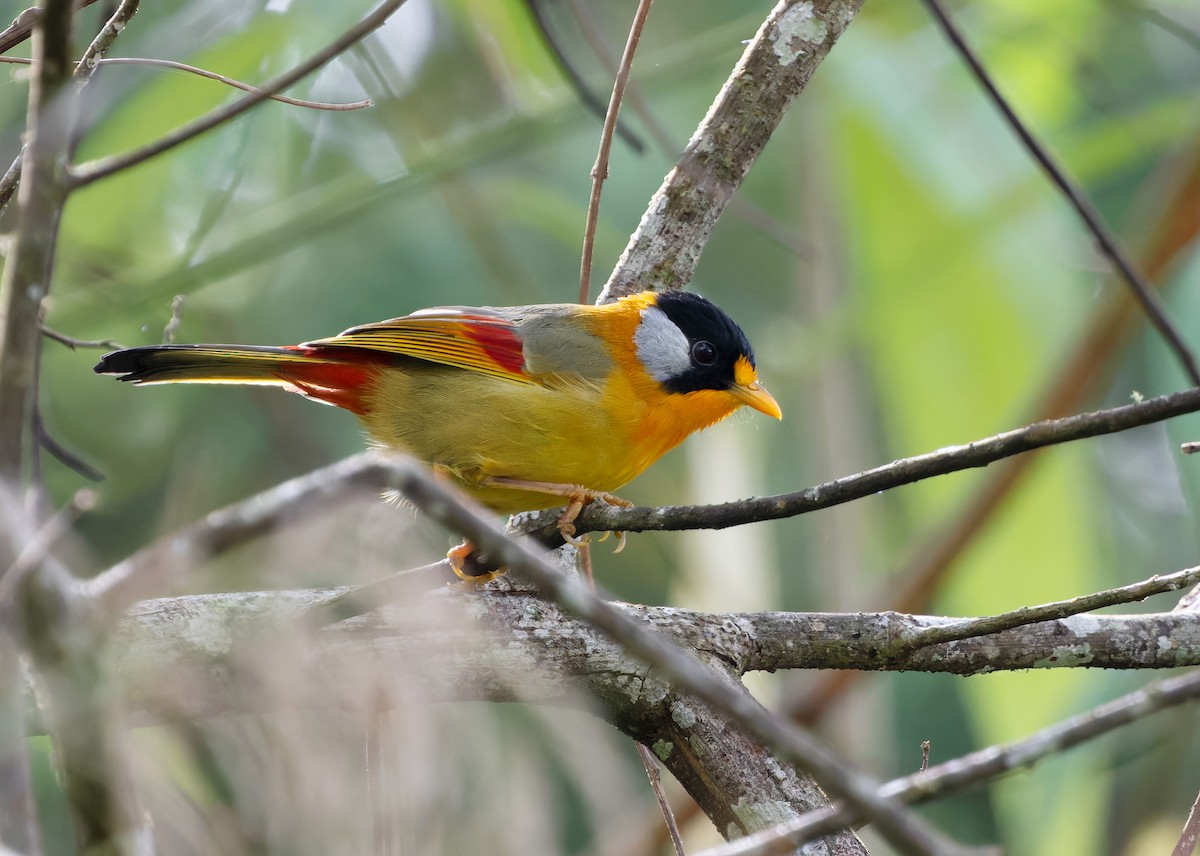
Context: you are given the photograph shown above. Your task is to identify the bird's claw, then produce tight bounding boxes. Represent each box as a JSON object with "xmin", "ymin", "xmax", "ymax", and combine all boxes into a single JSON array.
[{"xmin": 447, "ymin": 540, "xmax": 506, "ymax": 586}]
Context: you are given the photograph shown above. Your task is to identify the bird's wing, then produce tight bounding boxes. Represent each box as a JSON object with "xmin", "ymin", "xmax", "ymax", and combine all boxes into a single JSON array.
[{"xmin": 305, "ymin": 306, "xmax": 535, "ymax": 385}]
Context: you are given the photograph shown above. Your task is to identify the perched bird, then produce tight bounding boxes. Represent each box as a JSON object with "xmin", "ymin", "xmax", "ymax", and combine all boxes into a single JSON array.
[{"xmin": 95, "ymin": 290, "xmax": 780, "ymax": 576}]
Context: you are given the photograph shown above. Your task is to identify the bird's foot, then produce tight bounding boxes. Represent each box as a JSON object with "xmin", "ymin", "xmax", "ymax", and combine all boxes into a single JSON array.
[
  {"xmin": 446, "ymin": 541, "xmax": 506, "ymax": 586},
  {"xmin": 478, "ymin": 477, "xmax": 634, "ymax": 553},
  {"xmin": 551, "ymin": 489, "xmax": 633, "ymax": 553}
]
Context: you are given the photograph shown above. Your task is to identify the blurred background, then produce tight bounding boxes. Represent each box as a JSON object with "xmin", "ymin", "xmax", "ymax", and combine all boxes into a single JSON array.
[{"xmin": 3, "ymin": 0, "xmax": 1200, "ymax": 852}]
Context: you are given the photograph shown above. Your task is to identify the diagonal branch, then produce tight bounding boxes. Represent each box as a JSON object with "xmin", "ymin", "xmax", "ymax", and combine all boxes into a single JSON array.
[
  {"xmin": 82, "ymin": 452, "xmax": 390, "ymax": 619},
  {"xmin": 598, "ymin": 0, "xmax": 862, "ymax": 302},
  {"xmin": 919, "ymin": 0, "xmax": 1200, "ymax": 386},
  {"xmin": 68, "ymin": 0, "xmax": 408, "ymax": 189},
  {"xmin": 390, "ymin": 455, "xmax": 976, "ymax": 856},
  {"xmin": 699, "ymin": 668, "xmax": 1200, "ymax": 856}
]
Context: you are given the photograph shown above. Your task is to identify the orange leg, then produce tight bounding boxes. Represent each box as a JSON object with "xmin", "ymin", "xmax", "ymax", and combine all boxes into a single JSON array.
[
  {"xmin": 446, "ymin": 541, "xmax": 506, "ymax": 586},
  {"xmin": 478, "ymin": 477, "xmax": 633, "ymax": 549}
]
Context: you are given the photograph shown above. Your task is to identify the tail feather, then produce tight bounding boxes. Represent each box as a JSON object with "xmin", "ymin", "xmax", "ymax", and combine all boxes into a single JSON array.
[{"xmin": 94, "ymin": 344, "xmax": 374, "ymax": 413}]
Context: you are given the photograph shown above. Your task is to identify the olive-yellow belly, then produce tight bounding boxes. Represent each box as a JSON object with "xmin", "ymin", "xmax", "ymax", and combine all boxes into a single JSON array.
[
  {"xmin": 357, "ymin": 357, "xmax": 744, "ymax": 514},
  {"xmin": 359, "ymin": 364, "xmax": 651, "ymax": 513}
]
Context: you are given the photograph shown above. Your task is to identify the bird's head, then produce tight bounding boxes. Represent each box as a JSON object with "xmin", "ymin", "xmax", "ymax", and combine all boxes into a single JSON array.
[{"xmin": 632, "ymin": 291, "xmax": 781, "ymax": 420}]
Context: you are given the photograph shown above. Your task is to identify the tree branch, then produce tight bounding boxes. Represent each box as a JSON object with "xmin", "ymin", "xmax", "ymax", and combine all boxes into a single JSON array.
[
  {"xmin": 102, "ymin": 587, "xmax": 1200, "ymax": 714},
  {"xmin": 82, "ymin": 452, "xmax": 391, "ymax": 619},
  {"xmin": 699, "ymin": 667, "xmax": 1200, "ymax": 856},
  {"xmin": 0, "ymin": 55, "xmax": 372, "ymax": 110},
  {"xmin": 67, "ymin": 0, "xmax": 408, "ymax": 189},
  {"xmin": 0, "ymin": 0, "xmax": 139, "ymax": 212},
  {"xmin": 598, "ymin": 0, "xmax": 862, "ymax": 302},
  {"xmin": 577, "ymin": 0, "xmax": 653, "ymax": 304},
  {"xmin": 522, "ymin": 385, "xmax": 1200, "ymax": 538},
  {"xmin": 919, "ymin": 0, "xmax": 1200, "ymax": 386},
  {"xmin": 390, "ymin": 456, "xmax": 993, "ymax": 855}
]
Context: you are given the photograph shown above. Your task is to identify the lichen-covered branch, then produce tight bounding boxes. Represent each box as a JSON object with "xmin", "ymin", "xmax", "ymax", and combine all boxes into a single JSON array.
[
  {"xmin": 103, "ymin": 587, "xmax": 1200, "ymax": 723},
  {"xmin": 598, "ymin": 0, "xmax": 862, "ymax": 301},
  {"xmin": 93, "ymin": 582, "xmax": 1200, "ymax": 851}
]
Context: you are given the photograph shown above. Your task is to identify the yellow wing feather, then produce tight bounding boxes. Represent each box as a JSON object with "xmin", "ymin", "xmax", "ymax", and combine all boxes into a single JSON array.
[{"xmin": 306, "ymin": 309, "xmax": 534, "ymax": 385}]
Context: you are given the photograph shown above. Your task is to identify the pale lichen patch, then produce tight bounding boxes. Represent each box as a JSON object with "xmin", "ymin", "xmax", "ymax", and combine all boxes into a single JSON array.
[
  {"xmin": 670, "ymin": 700, "xmax": 697, "ymax": 729},
  {"xmin": 652, "ymin": 739, "xmax": 673, "ymax": 761},
  {"xmin": 770, "ymin": 2, "xmax": 827, "ymax": 67},
  {"xmin": 727, "ymin": 797, "xmax": 797, "ymax": 837}
]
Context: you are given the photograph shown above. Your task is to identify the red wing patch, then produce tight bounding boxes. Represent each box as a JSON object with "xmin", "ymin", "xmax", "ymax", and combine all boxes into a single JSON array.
[{"xmin": 302, "ymin": 308, "xmax": 531, "ymax": 384}]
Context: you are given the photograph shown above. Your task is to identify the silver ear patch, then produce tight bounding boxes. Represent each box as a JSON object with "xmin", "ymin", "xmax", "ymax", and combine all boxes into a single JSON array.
[{"xmin": 634, "ymin": 306, "xmax": 692, "ymax": 382}]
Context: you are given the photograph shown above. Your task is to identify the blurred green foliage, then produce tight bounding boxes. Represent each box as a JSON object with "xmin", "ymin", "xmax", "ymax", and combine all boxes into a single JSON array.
[{"xmin": 4, "ymin": 0, "xmax": 1200, "ymax": 852}]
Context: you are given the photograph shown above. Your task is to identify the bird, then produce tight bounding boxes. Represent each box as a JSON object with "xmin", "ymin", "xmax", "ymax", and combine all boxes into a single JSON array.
[{"xmin": 95, "ymin": 290, "xmax": 781, "ymax": 579}]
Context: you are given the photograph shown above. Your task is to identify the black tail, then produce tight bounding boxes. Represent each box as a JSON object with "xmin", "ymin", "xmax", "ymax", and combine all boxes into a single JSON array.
[{"xmin": 94, "ymin": 344, "xmax": 307, "ymax": 385}]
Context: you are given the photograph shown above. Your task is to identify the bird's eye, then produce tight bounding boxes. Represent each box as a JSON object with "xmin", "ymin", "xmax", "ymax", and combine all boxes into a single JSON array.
[{"xmin": 691, "ymin": 340, "xmax": 717, "ymax": 366}]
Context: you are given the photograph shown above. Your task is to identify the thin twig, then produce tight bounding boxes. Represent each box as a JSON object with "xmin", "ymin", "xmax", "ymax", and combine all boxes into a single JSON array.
[
  {"xmin": 0, "ymin": 0, "xmax": 140, "ymax": 212},
  {"xmin": 524, "ymin": 386, "xmax": 1200, "ymax": 538},
  {"xmin": 0, "ymin": 0, "xmax": 100, "ymax": 54},
  {"xmin": 699, "ymin": 669, "xmax": 1200, "ymax": 856},
  {"xmin": 636, "ymin": 743, "xmax": 687, "ymax": 856},
  {"xmin": 391, "ymin": 455, "xmax": 976, "ymax": 856},
  {"xmin": 919, "ymin": 0, "xmax": 1200, "ymax": 386},
  {"xmin": 0, "ymin": 55, "xmax": 372, "ymax": 110},
  {"xmin": 901, "ymin": 566, "xmax": 1200, "ymax": 653},
  {"xmin": 39, "ymin": 325, "xmax": 121, "ymax": 351},
  {"xmin": 791, "ymin": 141, "xmax": 1200, "ymax": 728},
  {"xmin": 73, "ymin": 0, "xmax": 140, "ymax": 84},
  {"xmin": 34, "ymin": 407, "xmax": 105, "ymax": 482},
  {"xmin": 0, "ymin": 488, "xmax": 94, "ymax": 603},
  {"xmin": 565, "ymin": 0, "xmax": 811, "ymax": 260},
  {"xmin": 578, "ymin": 0, "xmax": 653, "ymax": 304},
  {"xmin": 69, "ymin": 0, "xmax": 408, "ymax": 189}
]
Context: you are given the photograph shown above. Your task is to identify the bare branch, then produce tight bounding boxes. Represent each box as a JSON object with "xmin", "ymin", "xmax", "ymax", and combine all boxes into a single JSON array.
[
  {"xmin": 899, "ymin": 566, "xmax": 1200, "ymax": 653},
  {"xmin": 578, "ymin": 0, "xmax": 653, "ymax": 304},
  {"xmin": 748, "ymin": 611, "xmax": 1200, "ymax": 674},
  {"xmin": 390, "ymin": 456, "xmax": 977, "ymax": 856},
  {"xmin": 0, "ymin": 55, "xmax": 373, "ymax": 110},
  {"xmin": 0, "ymin": 0, "xmax": 99, "ymax": 55},
  {"xmin": 918, "ymin": 0, "xmax": 1200, "ymax": 385},
  {"xmin": 0, "ymin": 0, "xmax": 76, "ymax": 480},
  {"xmin": 73, "ymin": 0, "xmax": 139, "ymax": 84},
  {"xmin": 701, "ymin": 668, "xmax": 1200, "ymax": 855},
  {"xmin": 524, "ymin": 386, "xmax": 1200, "ymax": 538},
  {"xmin": 98, "ymin": 578, "xmax": 1200, "ymax": 853},
  {"xmin": 598, "ymin": 0, "xmax": 861, "ymax": 302},
  {"xmin": 794, "ymin": 142, "xmax": 1200, "ymax": 728},
  {"xmin": 87, "ymin": 586, "xmax": 1200, "ymax": 717},
  {"xmin": 566, "ymin": 0, "xmax": 811, "ymax": 260},
  {"xmin": 82, "ymin": 452, "xmax": 392, "ymax": 619},
  {"xmin": 68, "ymin": 0, "xmax": 408, "ymax": 189},
  {"xmin": 634, "ymin": 744, "xmax": 686, "ymax": 856},
  {"xmin": 39, "ymin": 325, "xmax": 120, "ymax": 351},
  {"xmin": 0, "ymin": 0, "xmax": 139, "ymax": 212},
  {"xmin": 0, "ymin": 488, "xmax": 93, "ymax": 603}
]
